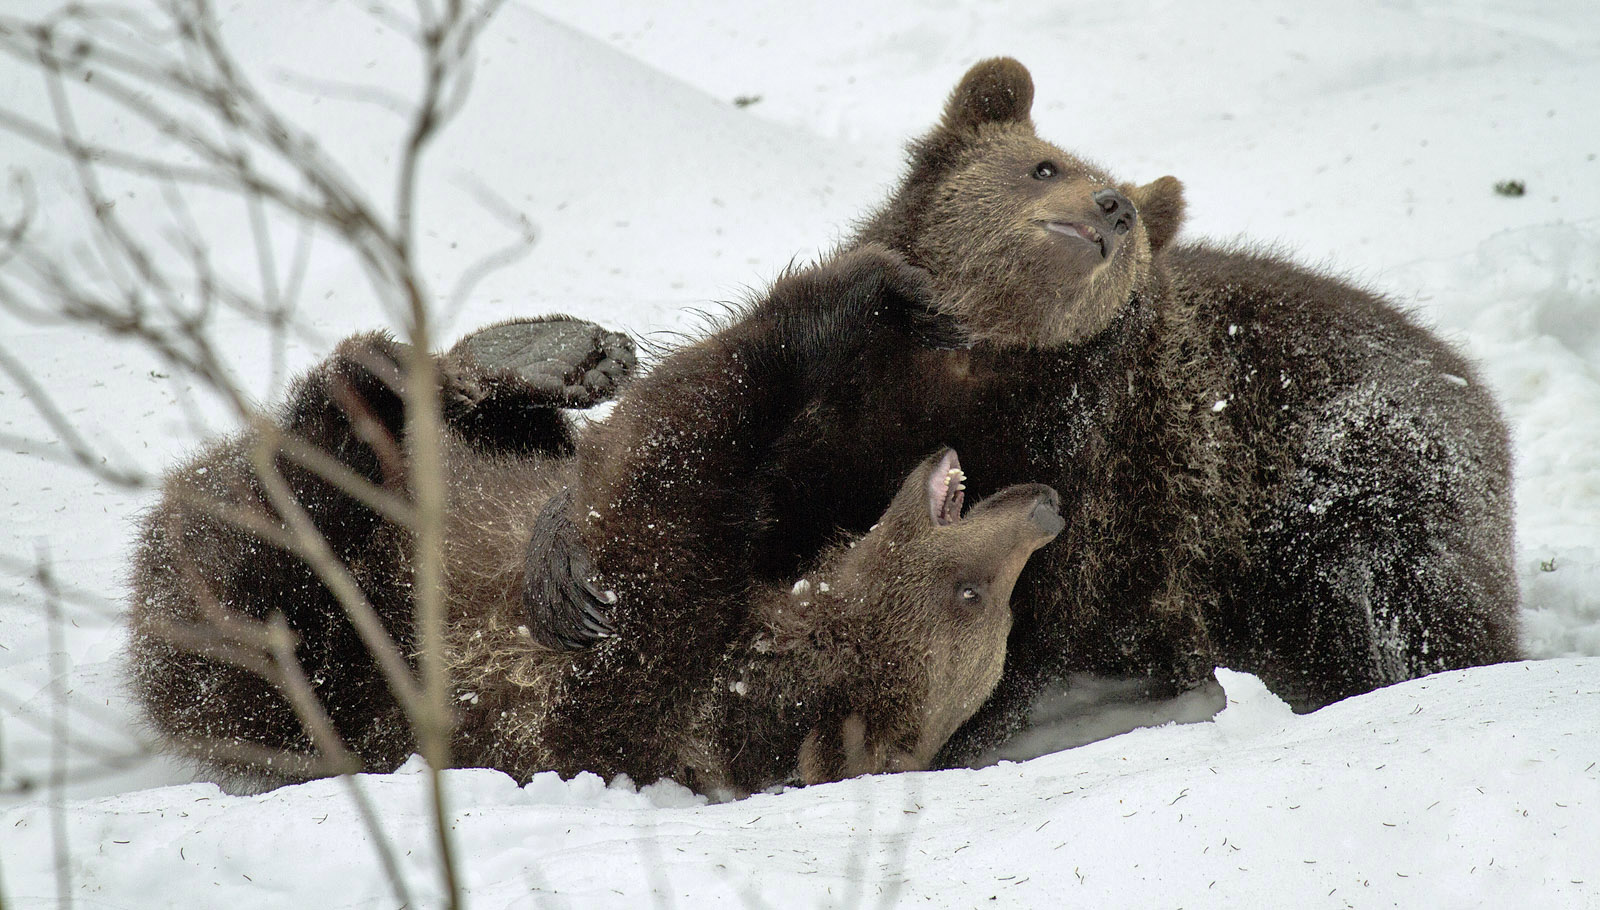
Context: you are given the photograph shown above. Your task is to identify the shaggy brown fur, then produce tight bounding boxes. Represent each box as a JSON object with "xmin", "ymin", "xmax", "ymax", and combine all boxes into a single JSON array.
[
  {"xmin": 127, "ymin": 317, "xmax": 622, "ymax": 784},
  {"xmin": 453, "ymin": 444, "xmax": 1059, "ymax": 794},
  {"xmin": 856, "ymin": 61, "xmax": 1519, "ymax": 761},
  {"xmin": 532, "ymin": 58, "xmax": 1520, "ymax": 765},
  {"xmin": 127, "ymin": 269, "xmax": 1060, "ymax": 793}
]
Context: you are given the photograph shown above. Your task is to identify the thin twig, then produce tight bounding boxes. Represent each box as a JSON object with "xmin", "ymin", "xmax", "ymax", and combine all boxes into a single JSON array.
[
  {"xmin": 264, "ymin": 613, "xmax": 358, "ymax": 774},
  {"xmin": 142, "ymin": 617, "xmax": 279, "ymax": 681},
  {"xmin": 159, "ymin": 735, "xmax": 338, "ymax": 781},
  {"xmin": 265, "ymin": 422, "xmax": 417, "ymax": 529},
  {"xmin": 441, "ymin": 172, "xmax": 539, "ymax": 329},
  {"xmin": 38, "ymin": 547, "xmax": 74, "ymax": 910},
  {"xmin": 0, "ymin": 107, "xmax": 290, "ymax": 199},
  {"xmin": 0, "ymin": 169, "xmax": 36, "ymax": 271},
  {"xmin": 1, "ymin": 6, "xmax": 514, "ymax": 908},
  {"xmin": 0, "ymin": 430, "xmax": 150, "ymax": 490},
  {"xmin": 0, "ymin": 343, "xmax": 148, "ymax": 489},
  {"xmin": 268, "ymin": 65, "xmax": 414, "ymax": 117},
  {"xmin": 386, "ymin": 6, "xmax": 508, "ymax": 909},
  {"xmin": 243, "ymin": 436, "xmax": 425, "ymax": 718},
  {"xmin": 268, "ymin": 212, "xmax": 315, "ymax": 397},
  {"xmin": 340, "ymin": 775, "xmax": 417, "ymax": 910},
  {"xmin": 0, "ymin": 690, "xmax": 145, "ymax": 766},
  {"xmin": 0, "ymin": 553, "xmax": 128, "ymax": 621}
]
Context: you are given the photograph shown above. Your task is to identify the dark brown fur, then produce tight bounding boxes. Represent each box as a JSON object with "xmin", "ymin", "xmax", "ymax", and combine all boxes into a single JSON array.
[
  {"xmin": 858, "ymin": 62, "xmax": 1520, "ymax": 760},
  {"xmin": 127, "ymin": 323, "xmax": 589, "ymax": 784},
  {"xmin": 127, "ymin": 274, "xmax": 1057, "ymax": 793},
  {"xmin": 538, "ymin": 58, "xmax": 1520, "ymax": 766}
]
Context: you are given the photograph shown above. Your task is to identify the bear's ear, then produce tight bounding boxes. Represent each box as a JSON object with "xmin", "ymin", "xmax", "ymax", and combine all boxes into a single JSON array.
[
  {"xmin": 940, "ymin": 57, "xmax": 1035, "ymax": 133},
  {"xmin": 1130, "ymin": 175, "xmax": 1185, "ymax": 254}
]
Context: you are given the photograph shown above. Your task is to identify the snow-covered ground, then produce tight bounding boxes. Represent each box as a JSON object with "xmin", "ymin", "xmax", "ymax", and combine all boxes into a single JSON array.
[
  {"xmin": 2, "ymin": 0, "xmax": 1597, "ymax": 906},
  {"xmin": 4, "ymin": 664, "xmax": 1596, "ymax": 908}
]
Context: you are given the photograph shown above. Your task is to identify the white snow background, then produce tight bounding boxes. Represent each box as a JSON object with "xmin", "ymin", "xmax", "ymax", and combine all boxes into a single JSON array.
[{"xmin": 2, "ymin": 0, "xmax": 1598, "ymax": 907}]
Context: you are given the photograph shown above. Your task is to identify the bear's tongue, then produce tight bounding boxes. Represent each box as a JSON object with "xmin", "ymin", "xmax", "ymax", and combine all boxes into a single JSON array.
[{"xmin": 1045, "ymin": 220, "xmax": 1106, "ymax": 257}]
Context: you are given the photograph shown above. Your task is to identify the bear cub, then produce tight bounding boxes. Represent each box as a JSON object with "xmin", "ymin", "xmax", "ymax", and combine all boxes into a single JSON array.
[{"xmin": 126, "ymin": 251, "xmax": 1061, "ymax": 794}]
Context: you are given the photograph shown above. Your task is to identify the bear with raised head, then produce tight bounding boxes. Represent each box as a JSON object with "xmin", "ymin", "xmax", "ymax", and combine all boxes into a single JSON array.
[
  {"xmin": 127, "ymin": 253, "xmax": 1062, "ymax": 794},
  {"xmin": 533, "ymin": 58, "xmax": 1519, "ymax": 764}
]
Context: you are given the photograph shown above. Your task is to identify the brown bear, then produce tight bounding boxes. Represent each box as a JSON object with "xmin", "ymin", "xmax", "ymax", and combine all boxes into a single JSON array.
[
  {"xmin": 126, "ymin": 253, "xmax": 1063, "ymax": 794},
  {"xmin": 529, "ymin": 58, "xmax": 1521, "ymax": 766}
]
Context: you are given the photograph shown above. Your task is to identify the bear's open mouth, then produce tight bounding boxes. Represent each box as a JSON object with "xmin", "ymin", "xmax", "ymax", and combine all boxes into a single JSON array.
[
  {"xmin": 930, "ymin": 449, "xmax": 967, "ymax": 526},
  {"xmin": 1042, "ymin": 220, "xmax": 1106, "ymax": 258}
]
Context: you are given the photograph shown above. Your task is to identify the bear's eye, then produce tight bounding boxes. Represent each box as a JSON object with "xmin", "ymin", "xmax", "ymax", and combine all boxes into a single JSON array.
[
  {"xmin": 951, "ymin": 580, "xmax": 989, "ymax": 611},
  {"xmin": 1032, "ymin": 161, "xmax": 1058, "ymax": 180}
]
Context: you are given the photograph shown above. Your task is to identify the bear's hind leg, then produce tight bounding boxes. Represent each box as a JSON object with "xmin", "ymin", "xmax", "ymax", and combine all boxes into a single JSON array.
[
  {"xmin": 1223, "ymin": 381, "xmax": 1519, "ymax": 712},
  {"xmin": 442, "ymin": 316, "xmax": 635, "ymax": 457},
  {"xmin": 126, "ymin": 317, "xmax": 635, "ymax": 784}
]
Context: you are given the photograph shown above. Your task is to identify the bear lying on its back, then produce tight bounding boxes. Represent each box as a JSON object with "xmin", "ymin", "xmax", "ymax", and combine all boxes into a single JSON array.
[
  {"xmin": 126, "ymin": 250, "xmax": 1063, "ymax": 794},
  {"xmin": 531, "ymin": 58, "xmax": 1520, "ymax": 764}
]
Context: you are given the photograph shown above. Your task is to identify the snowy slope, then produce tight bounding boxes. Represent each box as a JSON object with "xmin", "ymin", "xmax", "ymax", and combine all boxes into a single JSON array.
[{"xmin": 2, "ymin": 0, "xmax": 1598, "ymax": 906}]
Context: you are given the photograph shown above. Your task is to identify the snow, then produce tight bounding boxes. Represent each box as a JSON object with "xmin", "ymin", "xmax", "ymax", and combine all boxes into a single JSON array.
[
  {"xmin": 2, "ymin": 0, "xmax": 1598, "ymax": 906},
  {"xmin": 4, "ymin": 665, "xmax": 1596, "ymax": 908}
]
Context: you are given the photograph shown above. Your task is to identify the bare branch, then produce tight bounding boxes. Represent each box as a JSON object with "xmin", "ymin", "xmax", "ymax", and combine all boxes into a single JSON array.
[
  {"xmin": 158, "ymin": 735, "xmax": 337, "ymax": 781},
  {"xmin": 339, "ymin": 774, "xmax": 416, "ymax": 909},
  {"xmin": 243, "ymin": 434, "xmax": 425, "ymax": 719},
  {"xmin": 354, "ymin": 0, "xmax": 420, "ymax": 42},
  {"xmin": 441, "ymin": 172, "xmax": 538, "ymax": 328},
  {"xmin": 28, "ymin": 21, "xmax": 209, "ymax": 316},
  {"xmin": 0, "ymin": 341, "xmax": 148, "ymax": 488},
  {"xmin": 264, "ymin": 614, "xmax": 361, "ymax": 776},
  {"xmin": 174, "ymin": 5, "xmax": 396, "ymax": 258},
  {"xmin": 0, "ymin": 689, "xmax": 145, "ymax": 765},
  {"xmin": 39, "ymin": 547, "xmax": 75, "ymax": 910},
  {"xmin": 0, "ymin": 429, "xmax": 150, "ymax": 489},
  {"xmin": 0, "ymin": 106, "xmax": 298, "ymax": 200},
  {"xmin": 142, "ymin": 617, "xmax": 280, "ymax": 681},
  {"xmin": 324, "ymin": 372, "xmax": 411, "ymax": 491},
  {"xmin": 268, "ymin": 211, "xmax": 315, "ymax": 395},
  {"xmin": 268, "ymin": 425, "xmax": 417, "ymax": 529},
  {"xmin": 268, "ymin": 65, "xmax": 414, "ymax": 118},
  {"xmin": 382, "ymin": 8, "xmax": 511, "ymax": 908},
  {"xmin": 0, "ymin": 169, "xmax": 37, "ymax": 271},
  {"xmin": 0, "ymin": 553, "xmax": 128, "ymax": 621},
  {"xmin": 1, "ymin": 6, "xmax": 516, "ymax": 905}
]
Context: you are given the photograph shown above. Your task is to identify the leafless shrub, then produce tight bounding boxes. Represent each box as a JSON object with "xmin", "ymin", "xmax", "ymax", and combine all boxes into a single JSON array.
[{"xmin": 0, "ymin": 1, "xmax": 517, "ymax": 906}]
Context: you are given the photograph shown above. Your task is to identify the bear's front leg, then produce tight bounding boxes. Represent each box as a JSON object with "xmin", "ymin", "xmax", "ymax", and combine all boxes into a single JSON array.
[
  {"xmin": 519, "ymin": 248, "xmax": 963, "ymax": 652},
  {"xmin": 753, "ymin": 242, "xmax": 970, "ymax": 359},
  {"xmin": 797, "ymin": 712, "xmax": 928, "ymax": 785}
]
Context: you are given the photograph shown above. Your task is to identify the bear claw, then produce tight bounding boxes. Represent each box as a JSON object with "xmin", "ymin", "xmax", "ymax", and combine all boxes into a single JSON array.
[{"xmin": 522, "ymin": 487, "xmax": 616, "ymax": 650}]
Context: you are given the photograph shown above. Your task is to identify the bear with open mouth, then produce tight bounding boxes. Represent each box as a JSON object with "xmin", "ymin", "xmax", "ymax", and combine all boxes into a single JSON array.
[
  {"xmin": 127, "ymin": 253, "xmax": 1062, "ymax": 794},
  {"xmin": 530, "ymin": 58, "xmax": 1520, "ymax": 765}
]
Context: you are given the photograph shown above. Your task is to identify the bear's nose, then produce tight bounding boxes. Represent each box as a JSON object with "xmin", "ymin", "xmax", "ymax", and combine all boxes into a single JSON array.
[
  {"xmin": 1028, "ymin": 488, "xmax": 1065, "ymax": 538},
  {"xmin": 1092, "ymin": 188, "xmax": 1136, "ymax": 236}
]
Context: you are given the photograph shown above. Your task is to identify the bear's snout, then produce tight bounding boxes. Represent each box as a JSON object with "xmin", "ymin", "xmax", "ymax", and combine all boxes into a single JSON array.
[
  {"xmin": 1027, "ymin": 487, "xmax": 1065, "ymax": 538},
  {"xmin": 1092, "ymin": 187, "xmax": 1136, "ymax": 236}
]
